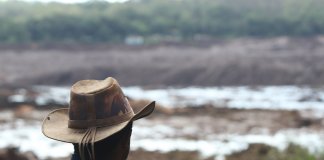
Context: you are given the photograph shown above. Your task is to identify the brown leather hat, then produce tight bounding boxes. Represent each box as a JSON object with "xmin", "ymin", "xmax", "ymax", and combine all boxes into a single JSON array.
[{"xmin": 42, "ymin": 77, "xmax": 155, "ymax": 143}]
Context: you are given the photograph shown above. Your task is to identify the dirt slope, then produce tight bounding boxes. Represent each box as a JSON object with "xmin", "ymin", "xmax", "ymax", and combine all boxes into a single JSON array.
[{"xmin": 1, "ymin": 37, "xmax": 324, "ymax": 87}]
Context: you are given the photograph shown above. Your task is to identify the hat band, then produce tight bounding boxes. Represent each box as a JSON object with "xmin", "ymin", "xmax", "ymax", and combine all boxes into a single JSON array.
[{"xmin": 68, "ymin": 111, "xmax": 135, "ymax": 129}]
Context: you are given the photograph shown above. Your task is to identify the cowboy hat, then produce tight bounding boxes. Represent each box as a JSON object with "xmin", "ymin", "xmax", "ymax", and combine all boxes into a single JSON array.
[{"xmin": 42, "ymin": 77, "xmax": 155, "ymax": 143}]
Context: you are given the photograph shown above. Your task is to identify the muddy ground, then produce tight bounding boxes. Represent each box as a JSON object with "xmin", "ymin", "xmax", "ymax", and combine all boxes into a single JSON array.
[
  {"xmin": 0, "ymin": 90, "xmax": 324, "ymax": 160},
  {"xmin": 1, "ymin": 37, "xmax": 324, "ymax": 160},
  {"xmin": 0, "ymin": 102, "xmax": 323, "ymax": 160},
  {"xmin": 1, "ymin": 99, "xmax": 323, "ymax": 137},
  {"xmin": 1, "ymin": 37, "xmax": 324, "ymax": 87}
]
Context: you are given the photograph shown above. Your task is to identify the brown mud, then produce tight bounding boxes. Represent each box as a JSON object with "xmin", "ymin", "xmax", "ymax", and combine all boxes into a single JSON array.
[
  {"xmin": 1, "ymin": 98, "xmax": 322, "ymax": 136},
  {"xmin": 1, "ymin": 37, "xmax": 324, "ymax": 87}
]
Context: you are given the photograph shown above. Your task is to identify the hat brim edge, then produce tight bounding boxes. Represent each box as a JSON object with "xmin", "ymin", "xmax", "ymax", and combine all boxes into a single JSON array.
[
  {"xmin": 42, "ymin": 101, "xmax": 155, "ymax": 143},
  {"xmin": 132, "ymin": 101, "xmax": 155, "ymax": 121}
]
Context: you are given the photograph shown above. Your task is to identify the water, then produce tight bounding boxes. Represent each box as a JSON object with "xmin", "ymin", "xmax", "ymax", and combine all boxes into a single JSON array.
[
  {"xmin": 1, "ymin": 118, "xmax": 324, "ymax": 160},
  {"xmin": 124, "ymin": 86, "xmax": 324, "ymax": 110},
  {"xmin": 9, "ymin": 85, "xmax": 324, "ymax": 111},
  {"xmin": 3, "ymin": 85, "xmax": 324, "ymax": 160}
]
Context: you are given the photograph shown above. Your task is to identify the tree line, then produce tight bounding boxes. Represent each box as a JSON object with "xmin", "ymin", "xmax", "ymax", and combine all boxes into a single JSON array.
[{"xmin": 1, "ymin": 0, "xmax": 324, "ymax": 44}]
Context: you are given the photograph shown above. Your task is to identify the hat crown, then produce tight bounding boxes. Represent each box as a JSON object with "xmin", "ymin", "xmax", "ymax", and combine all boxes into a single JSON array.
[{"xmin": 68, "ymin": 77, "xmax": 134, "ymax": 129}]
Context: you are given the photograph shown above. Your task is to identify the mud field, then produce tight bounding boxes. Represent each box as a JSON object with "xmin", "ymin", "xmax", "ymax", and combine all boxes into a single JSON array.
[
  {"xmin": 0, "ymin": 87, "xmax": 324, "ymax": 160},
  {"xmin": 1, "ymin": 37, "xmax": 324, "ymax": 160},
  {"xmin": 1, "ymin": 37, "xmax": 324, "ymax": 87}
]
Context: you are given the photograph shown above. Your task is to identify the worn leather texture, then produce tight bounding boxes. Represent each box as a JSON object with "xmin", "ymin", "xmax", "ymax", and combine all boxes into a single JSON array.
[{"xmin": 68, "ymin": 79, "xmax": 134, "ymax": 129}]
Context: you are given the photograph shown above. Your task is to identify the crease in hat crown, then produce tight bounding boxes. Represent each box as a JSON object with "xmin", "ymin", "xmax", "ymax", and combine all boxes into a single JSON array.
[
  {"xmin": 71, "ymin": 77, "xmax": 114, "ymax": 95},
  {"xmin": 68, "ymin": 77, "xmax": 135, "ymax": 129}
]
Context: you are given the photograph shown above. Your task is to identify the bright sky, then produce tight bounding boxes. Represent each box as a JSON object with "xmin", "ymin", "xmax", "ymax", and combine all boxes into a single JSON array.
[{"xmin": 2, "ymin": 0, "xmax": 128, "ymax": 3}]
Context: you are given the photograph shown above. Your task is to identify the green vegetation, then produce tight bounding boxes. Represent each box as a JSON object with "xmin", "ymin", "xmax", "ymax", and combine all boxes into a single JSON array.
[
  {"xmin": 227, "ymin": 143, "xmax": 324, "ymax": 160},
  {"xmin": 1, "ymin": 0, "xmax": 324, "ymax": 44},
  {"xmin": 268, "ymin": 144, "xmax": 319, "ymax": 160}
]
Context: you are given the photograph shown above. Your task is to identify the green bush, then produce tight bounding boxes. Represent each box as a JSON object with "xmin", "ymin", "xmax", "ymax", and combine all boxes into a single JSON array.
[
  {"xmin": 1, "ymin": 0, "xmax": 324, "ymax": 44},
  {"xmin": 227, "ymin": 143, "xmax": 323, "ymax": 160},
  {"xmin": 266, "ymin": 144, "xmax": 317, "ymax": 160}
]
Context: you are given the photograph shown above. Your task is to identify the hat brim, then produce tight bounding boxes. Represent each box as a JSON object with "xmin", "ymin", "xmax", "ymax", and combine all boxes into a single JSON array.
[{"xmin": 42, "ymin": 101, "xmax": 155, "ymax": 143}]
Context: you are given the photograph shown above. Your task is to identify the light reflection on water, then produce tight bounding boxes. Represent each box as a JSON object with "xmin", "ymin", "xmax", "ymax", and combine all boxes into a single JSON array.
[
  {"xmin": 1, "ymin": 118, "xmax": 324, "ymax": 160},
  {"xmin": 9, "ymin": 85, "xmax": 324, "ymax": 111},
  {"xmin": 2, "ymin": 85, "xmax": 324, "ymax": 160}
]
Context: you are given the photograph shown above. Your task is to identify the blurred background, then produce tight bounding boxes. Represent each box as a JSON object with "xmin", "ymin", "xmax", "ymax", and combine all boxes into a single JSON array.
[{"xmin": 1, "ymin": 0, "xmax": 324, "ymax": 160}]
